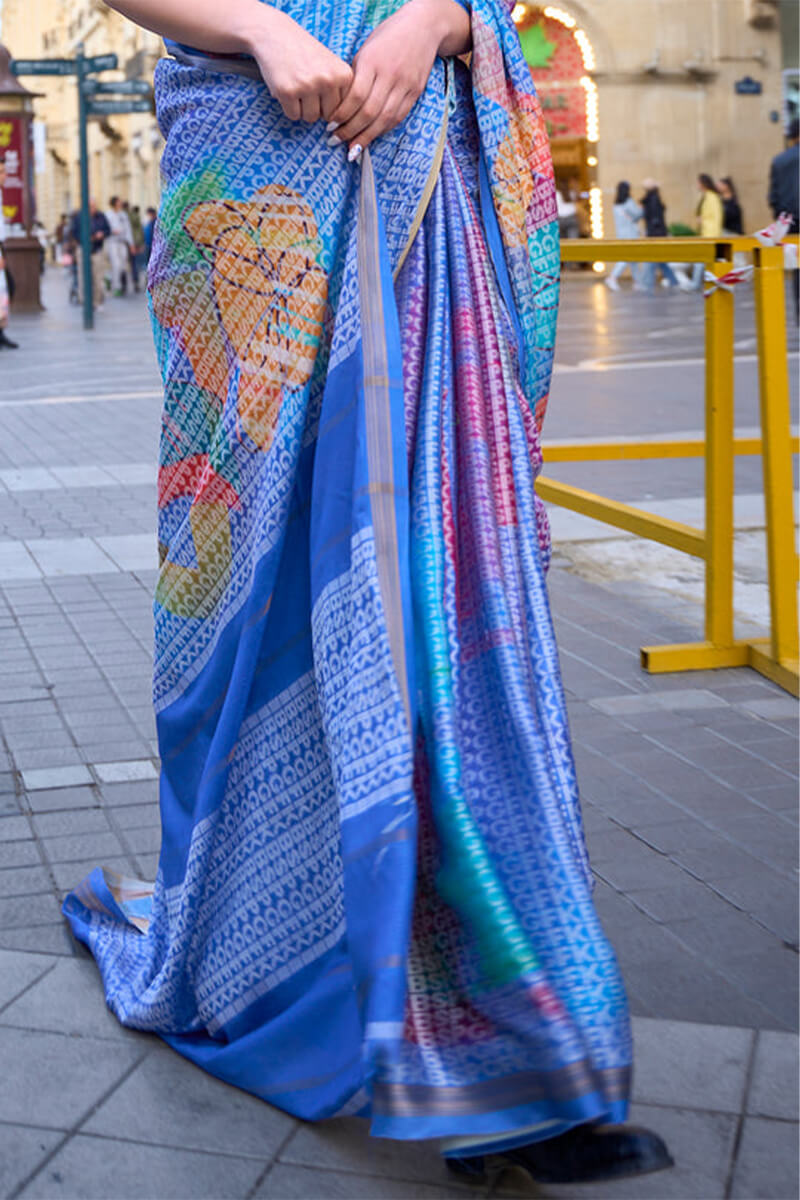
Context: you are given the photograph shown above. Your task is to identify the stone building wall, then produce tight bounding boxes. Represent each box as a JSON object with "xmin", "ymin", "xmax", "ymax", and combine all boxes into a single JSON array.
[
  {"xmin": 528, "ymin": 0, "xmax": 786, "ymax": 232},
  {"xmin": 1, "ymin": 0, "xmax": 790, "ymax": 236},
  {"xmin": 1, "ymin": 0, "xmax": 163, "ymax": 233}
]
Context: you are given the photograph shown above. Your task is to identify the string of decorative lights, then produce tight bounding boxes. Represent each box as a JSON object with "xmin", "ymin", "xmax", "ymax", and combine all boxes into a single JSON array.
[{"xmin": 511, "ymin": 3, "xmax": 604, "ymax": 242}]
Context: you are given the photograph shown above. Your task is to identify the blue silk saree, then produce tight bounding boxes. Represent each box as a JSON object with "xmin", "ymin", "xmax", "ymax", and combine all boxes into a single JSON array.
[{"xmin": 64, "ymin": 0, "xmax": 633, "ymax": 1148}]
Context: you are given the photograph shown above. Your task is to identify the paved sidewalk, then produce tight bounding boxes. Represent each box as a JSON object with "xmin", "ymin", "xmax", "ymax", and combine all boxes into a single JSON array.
[{"xmin": 0, "ymin": 275, "xmax": 797, "ymax": 1198}]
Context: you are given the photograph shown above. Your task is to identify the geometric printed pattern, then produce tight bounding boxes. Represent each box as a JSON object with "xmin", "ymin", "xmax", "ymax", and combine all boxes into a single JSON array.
[{"xmin": 64, "ymin": 0, "xmax": 631, "ymax": 1148}]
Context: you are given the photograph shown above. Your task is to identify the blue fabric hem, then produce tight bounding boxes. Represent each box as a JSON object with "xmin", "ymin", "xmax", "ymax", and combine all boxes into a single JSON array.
[{"xmin": 370, "ymin": 1096, "xmax": 629, "ymax": 1143}]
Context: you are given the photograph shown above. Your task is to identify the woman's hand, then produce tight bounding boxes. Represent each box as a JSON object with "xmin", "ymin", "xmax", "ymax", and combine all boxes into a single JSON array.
[
  {"xmin": 329, "ymin": 0, "xmax": 471, "ymax": 156},
  {"xmin": 247, "ymin": 8, "xmax": 354, "ymax": 124}
]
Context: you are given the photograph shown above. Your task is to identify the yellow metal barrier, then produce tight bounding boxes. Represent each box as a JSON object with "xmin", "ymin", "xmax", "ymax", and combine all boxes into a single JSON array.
[{"xmin": 540, "ymin": 236, "xmax": 799, "ymax": 696}]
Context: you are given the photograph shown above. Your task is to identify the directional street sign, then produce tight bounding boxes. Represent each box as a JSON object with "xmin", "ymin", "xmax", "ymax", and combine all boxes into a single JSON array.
[
  {"xmin": 11, "ymin": 58, "xmax": 77, "ymax": 76},
  {"xmin": 85, "ymin": 97, "xmax": 153, "ymax": 116},
  {"xmin": 84, "ymin": 53, "xmax": 119, "ymax": 73},
  {"xmin": 82, "ymin": 79, "xmax": 152, "ymax": 96},
  {"xmin": 11, "ymin": 46, "xmax": 143, "ymax": 330}
]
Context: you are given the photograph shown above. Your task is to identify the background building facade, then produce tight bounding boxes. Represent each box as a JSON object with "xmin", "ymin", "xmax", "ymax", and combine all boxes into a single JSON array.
[
  {"xmin": 0, "ymin": 0, "xmax": 162, "ymax": 234},
  {"xmin": 516, "ymin": 0, "xmax": 791, "ymax": 236},
  {"xmin": 0, "ymin": 0, "xmax": 794, "ymax": 237}
]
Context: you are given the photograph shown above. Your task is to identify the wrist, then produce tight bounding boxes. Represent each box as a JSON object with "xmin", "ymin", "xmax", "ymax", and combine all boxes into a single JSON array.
[
  {"xmin": 408, "ymin": 0, "xmax": 457, "ymax": 55},
  {"xmin": 229, "ymin": 0, "xmax": 285, "ymax": 55}
]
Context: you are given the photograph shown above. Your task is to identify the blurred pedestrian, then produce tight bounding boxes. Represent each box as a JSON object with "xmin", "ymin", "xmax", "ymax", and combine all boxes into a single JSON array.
[
  {"xmin": 33, "ymin": 220, "xmax": 48, "ymax": 274},
  {"xmin": 606, "ymin": 181, "xmax": 645, "ymax": 291},
  {"xmin": 143, "ymin": 205, "xmax": 157, "ymax": 261},
  {"xmin": 718, "ymin": 177, "xmax": 744, "ymax": 235},
  {"xmin": 556, "ymin": 187, "xmax": 579, "ymax": 238},
  {"xmin": 106, "ymin": 196, "xmax": 134, "ymax": 296},
  {"xmin": 640, "ymin": 179, "xmax": 684, "ymax": 291},
  {"xmin": 0, "ymin": 154, "xmax": 18, "ymax": 349},
  {"xmin": 768, "ymin": 118, "xmax": 799, "ymax": 320},
  {"xmin": 128, "ymin": 204, "xmax": 146, "ymax": 292},
  {"xmin": 70, "ymin": 200, "xmax": 111, "ymax": 311},
  {"xmin": 691, "ymin": 174, "xmax": 723, "ymax": 288},
  {"xmin": 54, "ymin": 213, "xmax": 69, "ymax": 264}
]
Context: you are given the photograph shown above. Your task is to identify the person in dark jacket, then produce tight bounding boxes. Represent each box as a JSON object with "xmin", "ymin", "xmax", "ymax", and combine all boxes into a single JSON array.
[
  {"xmin": 768, "ymin": 118, "xmax": 799, "ymax": 320},
  {"xmin": 69, "ymin": 202, "xmax": 111, "ymax": 311},
  {"xmin": 641, "ymin": 179, "xmax": 682, "ymax": 291},
  {"xmin": 718, "ymin": 177, "xmax": 744, "ymax": 235}
]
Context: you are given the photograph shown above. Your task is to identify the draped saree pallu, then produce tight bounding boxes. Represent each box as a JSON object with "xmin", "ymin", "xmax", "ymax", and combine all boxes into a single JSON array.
[{"xmin": 64, "ymin": 0, "xmax": 633, "ymax": 1148}]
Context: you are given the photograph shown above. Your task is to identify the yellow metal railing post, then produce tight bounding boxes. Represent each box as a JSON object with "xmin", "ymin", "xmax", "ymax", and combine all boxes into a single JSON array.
[
  {"xmin": 543, "ymin": 235, "xmax": 798, "ymax": 693},
  {"xmin": 750, "ymin": 244, "xmax": 799, "ymax": 693},
  {"xmin": 703, "ymin": 258, "xmax": 736, "ymax": 651}
]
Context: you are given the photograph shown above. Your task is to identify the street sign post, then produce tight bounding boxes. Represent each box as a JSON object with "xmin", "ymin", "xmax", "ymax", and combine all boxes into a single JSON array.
[
  {"xmin": 11, "ymin": 48, "xmax": 149, "ymax": 330},
  {"xmin": 84, "ymin": 53, "xmax": 118, "ymax": 73},
  {"xmin": 82, "ymin": 79, "xmax": 152, "ymax": 96},
  {"xmin": 86, "ymin": 98, "xmax": 153, "ymax": 116},
  {"xmin": 9, "ymin": 59, "xmax": 77, "ymax": 76}
]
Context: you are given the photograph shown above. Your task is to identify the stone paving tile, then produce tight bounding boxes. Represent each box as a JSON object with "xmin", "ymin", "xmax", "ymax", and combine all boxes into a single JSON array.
[
  {"xmin": 18, "ymin": 1135, "xmax": 267, "ymax": 1200},
  {"xmin": 0, "ymin": 815, "xmax": 32, "ymax": 840},
  {"xmin": 98, "ymin": 781, "xmax": 159, "ymax": 806},
  {"xmin": 83, "ymin": 1040, "xmax": 295, "ymax": 1157},
  {"xmin": 721, "ymin": 948, "xmax": 800, "ymax": 1029},
  {"xmin": 670, "ymin": 839, "xmax": 788, "ymax": 884},
  {"xmin": 747, "ymin": 1031, "xmax": 800, "ymax": 1121},
  {"xmin": 627, "ymin": 876, "xmax": 740, "ymax": 925},
  {"xmin": 738, "ymin": 696, "xmax": 799, "ymax": 721},
  {"xmin": 590, "ymin": 690, "xmax": 729, "ymax": 716},
  {"xmin": 24, "ymin": 538, "xmax": 118, "ymax": 578},
  {"xmin": 666, "ymin": 913, "xmax": 788, "ymax": 975},
  {"xmin": 707, "ymin": 874, "xmax": 799, "ymax": 946},
  {"xmin": 256, "ymin": 1165, "xmax": 473, "ymax": 1198},
  {"xmin": 80, "ymin": 741, "xmax": 155, "ymax": 764},
  {"xmin": 0, "ymin": 1122, "xmax": 64, "ymax": 1200},
  {"xmin": 23, "ymin": 786, "xmax": 100, "ymax": 814},
  {"xmin": 39, "ymin": 831, "xmax": 126, "ymax": 864},
  {"xmin": 93, "ymin": 759, "xmax": 157, "ymax": 784},
  {"xmin": 31, "ymin": 809, "xmax": 110, "ymax": 838},
  {"xmin": 730, "ymin": 1117, "xmax": 800, "ymax": 1199},
  {"xmin": 13, "ymin": 747, "xmax": 86, "ymax": 771},
  {"xmin": 0, "ymin": 866, "xmax": 53, "ymax": 898},
  {"xmin": 0, "ymin": 923, "xmax": 76, "ymax": 956},
  {"xmin": 0, "ymin": 1026, "xmax": 145, "ymax": 1129},
  {"xmin": 0, "ymin": 894, "xmax": 63, "ymax": 929},
  {"xmin": 20, "ymin": 766, "xmax": 92, "ymax": 793},
  {"xmin": 0, "ymin": 948, "xmax": 54, "ymax": 1011},
  {"xmin": 282, "ymin": 1118, "xmax": 460, "ymax": 1189},
  {"xmin": 1, "ymin": 957, "xmax": 148, "ymax": 1044},
  {"xmin": 121, "ymin": 825, "xmax": 161, "ymax": 854},
  {"xmin": 0, "ymin": 840, "xmax": 42, "ymax": 869},
  {"xmin": 624, "ymin": 957, "xmax": 782, "ymax": 1031},
  {"xmin": 111, "ymin": 802, "xmax": 160, "ymax": 831},
  {"xmin": 631, "ymin": 1017, "xmax": 754, "ymax": 1113}
]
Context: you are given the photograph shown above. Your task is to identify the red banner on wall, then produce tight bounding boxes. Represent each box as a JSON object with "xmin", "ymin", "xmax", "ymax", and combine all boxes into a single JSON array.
[{"xmin": 0, "ymin": 114, "xmax": 26, "ymax": 230}]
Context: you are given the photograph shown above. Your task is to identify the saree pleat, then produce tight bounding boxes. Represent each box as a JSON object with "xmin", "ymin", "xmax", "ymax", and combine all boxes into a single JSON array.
[{"xmin": 63, "ymin": 0, "xmax": 632, "ymax": 1143}]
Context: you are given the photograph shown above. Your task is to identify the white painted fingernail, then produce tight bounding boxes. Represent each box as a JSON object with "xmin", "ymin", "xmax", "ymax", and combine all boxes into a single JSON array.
[
  {"xmin": 327, "ymin": 135, "xmax": 341, "ymax": 147},
  {"xmin": 347, "ymin": 143, "xmax": 363, "ymax": 163},
  {"xmin": 326, "ymin": 121, "xmax": 339, "ymax": 132}
]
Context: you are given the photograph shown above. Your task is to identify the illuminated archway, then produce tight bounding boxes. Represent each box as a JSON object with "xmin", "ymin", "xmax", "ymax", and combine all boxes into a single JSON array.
[{"xmin": 512, "ymin": 4, "xmax": 604, "ymax": 239}]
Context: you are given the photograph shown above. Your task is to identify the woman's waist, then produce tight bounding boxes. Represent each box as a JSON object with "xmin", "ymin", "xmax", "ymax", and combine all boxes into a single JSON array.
[{"xmin": 163, "ymin": 0, "xmax": 410, "ymax": 73}]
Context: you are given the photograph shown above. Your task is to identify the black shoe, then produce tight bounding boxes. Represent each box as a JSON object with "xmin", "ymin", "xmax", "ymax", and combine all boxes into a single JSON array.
[
  {"xmin": 446, "ymin": 1123, "xmax": 674, "ymax": 1186},
  {"xmin": 0, "ymin": 331, "xmax": 18, "ymax": 348}
]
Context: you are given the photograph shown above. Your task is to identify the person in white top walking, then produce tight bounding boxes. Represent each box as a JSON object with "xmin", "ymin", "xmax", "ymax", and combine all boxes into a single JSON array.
[
  {"xmin": 105, "ymin": 196, "xmax": 134, "ymax": 296},
  {"xmin": 605, "ymin": 181, "xmax": 646, "ymax": 292},
  {"xmin": 0, "ymin": 154, "xmax": 19, "ymax": 349}
]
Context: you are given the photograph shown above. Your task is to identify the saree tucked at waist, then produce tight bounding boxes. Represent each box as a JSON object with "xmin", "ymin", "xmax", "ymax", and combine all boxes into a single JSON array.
[{"xmin": 64, "ymin": 0, "xmax": 632, "ymax": 1145}]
